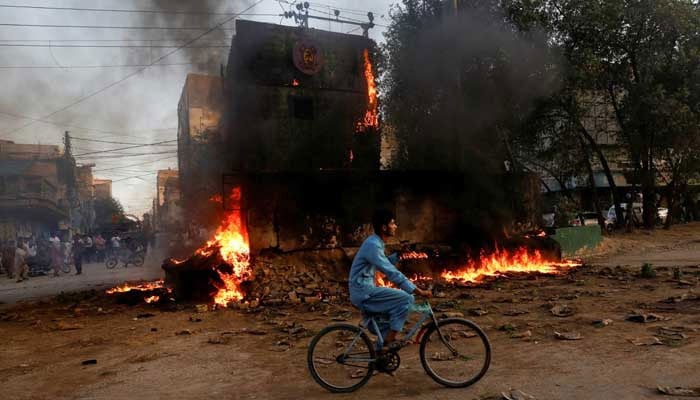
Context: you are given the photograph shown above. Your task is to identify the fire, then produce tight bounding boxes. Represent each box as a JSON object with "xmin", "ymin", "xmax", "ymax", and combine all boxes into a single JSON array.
[
  {"xmin": 356, "ymin": 49, "xmax": 379, "ymax": 133},
  {"xmin": 106, "ymin": 280, "xmax": 164, "ymax": 294},
  {"xmin": 441, "ymin": 247, "xmax": 580, "ymax": 283},
  {"xmin": 292, "ymin": 79, "xmax": 300, "ymax": 86},
  {"xmin": 209, "ymin": 194, "xmax": 223, "ymax": 203},
  {"xmin": 196, "ymin": 187, "xmax": 251, "ymax": 307},
  {"xmin": 144, "ymin": 295, "xmax": 160, "ymax": 303},
  {"xmin": 400, "ymin": 251, "xmax": 429, "ymax": 260}
]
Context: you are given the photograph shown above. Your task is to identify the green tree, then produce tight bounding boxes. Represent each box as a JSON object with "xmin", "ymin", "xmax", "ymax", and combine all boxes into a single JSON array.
[{"xmin": 94, "ymin": 196, "xmax": 126, "ymax": 230}]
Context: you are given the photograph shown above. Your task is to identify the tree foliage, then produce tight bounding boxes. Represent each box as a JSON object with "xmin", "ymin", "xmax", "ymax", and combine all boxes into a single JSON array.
[{"xmin": 94, "ymin": 196, "xmax": 126, "ymax": 230}]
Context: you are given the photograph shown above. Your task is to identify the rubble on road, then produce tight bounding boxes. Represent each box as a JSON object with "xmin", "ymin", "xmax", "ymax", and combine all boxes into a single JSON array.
[
  {"xmin": 502, "ymin": 389, "xmax": 537, "ymax": 400},
  {"xmin": 657, "ymin": 386, "xmax": 700, "ymax": 396},
  {"xmin": 626, "ymin": 311, "xmax": 670, "ymax": 323},
  {"xmin": 550, "ymin": 304, "xmax": 575, "ymax": 317},
  {"xmin": 554, "ymin": 331, "xmax": 582, "ymax": 340}
]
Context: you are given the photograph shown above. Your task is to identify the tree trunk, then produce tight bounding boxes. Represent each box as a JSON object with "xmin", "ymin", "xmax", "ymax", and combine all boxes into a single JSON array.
[{"xmin": 579, "ymin": 136, "xmax": 606, "ymax": 230}]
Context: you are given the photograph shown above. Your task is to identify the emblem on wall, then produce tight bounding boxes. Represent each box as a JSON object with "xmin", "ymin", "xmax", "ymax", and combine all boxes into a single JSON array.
[{"xmin": 293, "ymin": 40, "xmax": 324, "ymax": 75}]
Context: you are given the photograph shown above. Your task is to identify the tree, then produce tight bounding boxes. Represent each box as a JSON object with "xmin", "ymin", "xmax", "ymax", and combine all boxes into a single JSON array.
[
  {"xmin": 506, "ymin": 0, "xmax": 700, "ymax": 229},
  {"xmin": 94, "ymin": 196, "xmax": 126, "ymax": 231},
  {"xmin": 381, "ymin": 0, "xmax": 558, "ymax": 171}
]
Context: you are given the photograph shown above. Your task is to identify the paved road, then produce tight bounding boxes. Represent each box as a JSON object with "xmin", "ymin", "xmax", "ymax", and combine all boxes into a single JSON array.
[{"xmin": 0, "ymin": 250, "xmax": 165, "ymax": 305}]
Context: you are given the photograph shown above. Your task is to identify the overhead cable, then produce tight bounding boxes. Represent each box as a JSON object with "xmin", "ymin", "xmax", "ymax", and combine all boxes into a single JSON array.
[{"xmin": 0, "ymin": 0, "xmax": 266, "ymax": 137}]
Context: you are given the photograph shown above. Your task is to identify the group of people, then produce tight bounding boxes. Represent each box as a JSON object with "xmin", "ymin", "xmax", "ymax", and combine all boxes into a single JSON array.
[{"xmin": 0, "ymin": 231, "xmax": 144, "ymax": 282}]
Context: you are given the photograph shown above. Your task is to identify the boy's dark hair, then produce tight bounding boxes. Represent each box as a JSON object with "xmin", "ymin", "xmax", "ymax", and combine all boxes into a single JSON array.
[{"xmin": 372, "ymin": 209, "xmax": 395, "ymax": 234}]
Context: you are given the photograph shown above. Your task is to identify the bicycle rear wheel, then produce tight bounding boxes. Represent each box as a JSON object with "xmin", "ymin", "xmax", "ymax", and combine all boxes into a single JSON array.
[
  {"xmin": 419, "ymin": 318, "xmax": 491, "ymax": 388},
  {"xmin": 131, "ymin": 254, "xmax": 145, "ymax": 267},
  {"xmin": 307, "ymin": 323, "xmax": 376, "ymax": 393}
]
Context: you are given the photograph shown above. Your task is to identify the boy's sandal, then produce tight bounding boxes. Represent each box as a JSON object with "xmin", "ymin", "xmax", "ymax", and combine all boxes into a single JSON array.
[{"xmin": 382, "ymin": 338, "xmax": 411, "ymax": 352}]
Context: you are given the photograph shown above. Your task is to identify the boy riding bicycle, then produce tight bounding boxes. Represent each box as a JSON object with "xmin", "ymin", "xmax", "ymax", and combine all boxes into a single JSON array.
[{"xmin": 349, "ymin": 209, "xmax": 432, "ymax": 351}]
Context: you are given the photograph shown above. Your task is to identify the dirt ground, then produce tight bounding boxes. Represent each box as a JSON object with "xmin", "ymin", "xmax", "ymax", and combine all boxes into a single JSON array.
[{"xmin": 1, "ymin": 224, "xmax": 699, "ymax": 400}]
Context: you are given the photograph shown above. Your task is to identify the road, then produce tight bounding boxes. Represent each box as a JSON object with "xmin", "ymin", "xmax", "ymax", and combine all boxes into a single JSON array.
[{"xmin": 0, "ymin": 250, "xmax": 165, "ymax": 305}]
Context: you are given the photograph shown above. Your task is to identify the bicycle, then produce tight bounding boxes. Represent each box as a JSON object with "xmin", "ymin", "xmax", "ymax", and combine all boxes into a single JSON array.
[
  {"xmin": 307, "ymin": 299, "xmax": 491, "ymax": 393},
  {"xmin": 105, "ymin": 248, "xmax": 145, "ymax": 269}
]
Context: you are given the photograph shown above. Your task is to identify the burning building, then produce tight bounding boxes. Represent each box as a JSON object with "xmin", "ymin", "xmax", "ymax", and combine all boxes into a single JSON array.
[{"xmin": 174, "ymin": 19, "xmax": 543, "ymax": 255}]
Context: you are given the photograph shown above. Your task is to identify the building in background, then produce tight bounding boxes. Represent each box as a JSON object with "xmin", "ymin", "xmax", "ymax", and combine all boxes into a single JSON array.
[
  {"xmin": 155, "ymin": 169, "xmax": 181, "ymax": 231},
  {"xmin": 0, "ymin": 140, "xmax": 71, "ymax": 240},
  {"xmin": 93, "ymin": 178, "xmax": 112, "ymax": 201},
  {"xmin": 177, "ymin": 74, "xmax": 225, "ymax": 224},
  {"xmin": 74, "ymin": 165, "xmax": 96, "ymax": 234}
]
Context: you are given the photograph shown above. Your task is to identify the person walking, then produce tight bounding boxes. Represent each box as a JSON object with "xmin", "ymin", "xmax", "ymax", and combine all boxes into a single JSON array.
[
  {"xmin": 14, "ymin": 240, "xmax": 29, "ymax": 282},
  {"xmin": 72, "ymin": 236, "xmax": 84, "ymax": 275},
  {"xmin": 95, "ymin": 234, "xmax": 106, "ymax": 262},
  {"xmin": 83, "ymin": 234, "xmax": 94, "ymax": 263},
  {"xmin": 49, "ymin": 233, "xmax": 62, "ymax": 277},
  {"xmin": 3, "ymin": 240, "xmax": 16, "ymax": 279}
]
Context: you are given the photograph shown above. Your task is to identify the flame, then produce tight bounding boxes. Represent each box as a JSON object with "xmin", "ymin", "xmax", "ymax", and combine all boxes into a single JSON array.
[
  {"xmin": 441, "ymin": 247, "xmax": 580, "ymax": 283},
  {"xmin": 144, "ymin": 295, "xmax": 160, "ymax": 303},
  {"xmin": 196, "ymin": 187, "xmax": 251, "ymax": 307},
  {"xmin": 106, "ymin": 280, "xmax": 164, "ymax": 294},
  {"xmin": 209, "ymin": 194, "xmax": 223, "ymax": 204},
  {"xmin": 292, "ymin": 79, "xmax": 300, "ymax": 86},
  {"xmin": 400, "ymin": 251, "xmax": 429, "ymax": 260},
  {"xmin": 355, "ymin": 49, "xmax": 379, "ymax": 133}
]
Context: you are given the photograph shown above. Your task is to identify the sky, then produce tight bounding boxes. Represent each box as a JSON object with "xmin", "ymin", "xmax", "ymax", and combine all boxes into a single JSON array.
[{"xmin": 0, "ymin": 0, "xmax": 395, "ymax": 216}]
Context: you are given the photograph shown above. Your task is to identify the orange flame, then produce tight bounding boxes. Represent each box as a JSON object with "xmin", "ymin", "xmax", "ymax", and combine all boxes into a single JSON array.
[
  {"xmin": 209, "ymin": 194, "xmax": 223, "ymax": 204},
  {"xmin": 106, "ymin": 280, "xmax": 164, "ymax": 294},
  {"xmin": 356, "ymin": 49, "xmax": 379, "ymax": 133},
  {"xmin": 292, "ymin": 79, "xmax": 300, "ymax": 87},
  {"xmin": 144, "ymin": 295, "xmax": 160, "ymax": 303},
  {"xmin": 441, "ymin": 247, "xmax": 580, "ymax": 283},
  {"xmin": 400, "ymin": 251, "xmax": 429, "ymax": 260},
  {"xmin": 196, "ymin": 187, "xmax": 251, "ymax": 307}
]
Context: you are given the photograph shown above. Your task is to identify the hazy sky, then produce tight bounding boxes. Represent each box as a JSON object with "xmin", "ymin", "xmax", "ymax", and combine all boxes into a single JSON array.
[{"xmin": 0, "ymin": 0, "xmax": 394, "ymax": 215}]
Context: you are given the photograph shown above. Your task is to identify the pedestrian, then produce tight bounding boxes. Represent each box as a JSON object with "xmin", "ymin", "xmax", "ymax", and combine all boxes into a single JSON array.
[
  {"xmin": 72, "ymin": 236, "xmax": 84, "ymax": 275},
  {"xmin": 95, "ymin": 234, "xmax": 106, "ymax": 262},
  {"xmin": 348, "ymin": 209, "xmax": 432, "ymax": 352},
  {"xmin": 49, "ymin": 233, "xmax": 62, "ymax": 277},
  {"xmin": 14, "ymin": 240, "xmax": 29, "ymax": 282},
  {"xmin": 3, "ymin": 240, "xmax": 16, "ymax": 279},
  {"xmin": 83, "ymin": 234, "xmax": 94, "ymax": 263}
]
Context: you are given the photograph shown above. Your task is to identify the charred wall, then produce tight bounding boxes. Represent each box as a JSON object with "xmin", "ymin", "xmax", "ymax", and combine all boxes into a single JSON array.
[
  {"xmin": 223, "ymin": 20, "xmax": 380, "ymax": 172},
  {"xmin": 225, "ymin": 171, "xmax": 532, "ymax": 254}
]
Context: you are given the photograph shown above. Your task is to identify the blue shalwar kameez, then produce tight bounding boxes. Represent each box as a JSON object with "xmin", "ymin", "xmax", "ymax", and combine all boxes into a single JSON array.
[{"xmin": 349, "ymin": 234, "xmax": 416, "ymax": 336}]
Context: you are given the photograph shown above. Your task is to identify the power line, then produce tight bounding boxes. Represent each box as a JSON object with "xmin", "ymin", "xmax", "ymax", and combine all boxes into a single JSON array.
[
  {"xmin": 71, "ymin": 137, "xmax": 177, "ymax": 146},
  {"xmin": 73, "ymin": 140, "xmax": 177, "ymax": 156},
  {"xmin": 75, "ymin": 150, "xmax": 178, "ymax": 160},
  {"xmin": 0, "ymin": 23, "xmax": 240, "ymax": 30},
  {"xmin": 0, "ymin": 62, "xmax": 206, "ymax": 69},
  {"xmin": 111, "ymin": 172, "xmax": 158, "ymax": 183},
  {"xmin": 0, "ymin": 4, "xmax": 270, "ymax": 16},
  {"xmin": 93, "ymin": 155, "xmax": 177, "ymax": 172},
  {"xmin": 0, "ymin": 43, "xmax": 230, "ymax": 48},
  {"xmin": 0, "ymin": 0, "xmax": 265, "ymax": 137},
  {"xmin": 0, "ymin": 109, "xmax": 177, "ymax": 136},
  {"xmin": 0, "ymin": 38, "xmax": 233, "ymax": 42}
]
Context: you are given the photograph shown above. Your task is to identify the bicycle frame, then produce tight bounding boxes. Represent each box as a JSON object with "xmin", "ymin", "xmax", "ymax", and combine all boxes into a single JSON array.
[{"xmin": 340, "ymin": 301, "xmax": 457, "ymax": 364}]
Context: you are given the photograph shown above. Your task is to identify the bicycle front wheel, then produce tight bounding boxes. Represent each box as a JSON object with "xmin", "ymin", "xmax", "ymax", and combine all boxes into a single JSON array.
[
  {"xmin": 61, "ymin": 262, "xmax": 71, "ymax": 273},
  {"xmin": 132, "ymin": 254, "xmax": 145, "ymax": 267},
  {"xmin": 105, "ymin": 257, "xmax": 118, "ymax": 269},
  {"xmin": 419, "ymin": 318, "xmax": 491, "ymax": 388},
  {"xmin": 307, "ymin": 323, "xmax": 376, "ymax": 393}
]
